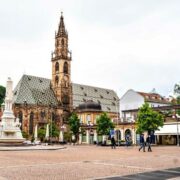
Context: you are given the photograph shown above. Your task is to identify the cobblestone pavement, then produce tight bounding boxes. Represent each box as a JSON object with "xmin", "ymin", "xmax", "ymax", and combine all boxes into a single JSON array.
[{"xmin": 0, "ymin": 145, "xmax": 179, "ymax": 180}]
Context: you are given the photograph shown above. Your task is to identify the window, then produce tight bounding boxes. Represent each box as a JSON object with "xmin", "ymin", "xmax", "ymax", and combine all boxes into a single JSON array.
[
  {"xmin": 86, "ymin": 114, "xmax": 91, "ymax": 124},
  {"xmin": 97, "ymin": 100, "xmax": 101, "ymax": 104},
  {"xmin": 18, "ymin": 111, "xmax": 23, "ymax": 130},
  {"xmin": 100, "ymin": 95, "xmax": 103, "ymax": 99},
  {"xmin": 84, "ymin": 92, "xmax": 87, "ymax": 96},
  {"xmin": 113, "ymin": 97, "xmax": 117, "ymax": 101},
  {"xmin": 94, "ymin": 89, "xmax": 98, "ymax": 92},
  {"xmin": 106, "ymin": 90, "xmax": 109, "ymax": 94},
  {"xmin": 29, "ymin": 112, "xmax": 34, "ymax": 135},
  {"xmin": 55, "ymin": 62, "xmax": 59, "ymax": 72},
  {"xmin": 80, "ymin": 86, "xmax": 84, "ymax": 90},
  {"xmin": 61, "ymin": 39, "xmax": 64, "ymax": 46},
  {"xmin": 55, "ymin": 76, "xmax": 59, "ymax": 86},
  {"xmin": 112, "ymin": 102, "xmax": 115, "ymax": 106},
  {"xmin": 107, "ymin": 107, "xmax": 111, "ymax": 111},
  {"xmin": 63, "ymin": 62, "xmax": 68, "ymax": 74},
  {"xmin": 63, "ymin": 95, "xmax": 69, "ymax": 104}
]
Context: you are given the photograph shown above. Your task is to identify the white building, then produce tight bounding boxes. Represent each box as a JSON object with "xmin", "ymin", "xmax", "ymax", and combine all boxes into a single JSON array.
[{"xmin": 116, "ymin": 89, "xmax": 170, "ymax": 144}]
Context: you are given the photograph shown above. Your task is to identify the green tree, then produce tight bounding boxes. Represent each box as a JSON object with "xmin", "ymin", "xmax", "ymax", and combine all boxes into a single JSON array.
[
  {"xmin": 96, "ymin": 112, "xmax": 115, "ymax": 136},
  {"xmin": 0, "ymin": 85, "xmax": 6, "ymax": 106},
  {"xmin": 176, "ymin": 96, "xmax": 180, "ymax": 115},
  {"xmin": 49, "ymin": 122, "xmax": 59, "ymax": 138},
  {"xmin": 68, "ymin": 112, "xmax": 80, "ymax": 141},
  {"xmin": 136, "ymin": 102, "xmax": 164, "ymax": 134},
  {"xmin": 38, "ymin": 127, "xmax": 46, "ymax": 142}
]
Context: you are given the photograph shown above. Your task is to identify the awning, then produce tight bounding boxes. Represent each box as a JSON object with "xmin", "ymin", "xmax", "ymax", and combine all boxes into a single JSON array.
[{"xmin": 155, "ymin": 123, "xmax": 180, "ymax": 135}]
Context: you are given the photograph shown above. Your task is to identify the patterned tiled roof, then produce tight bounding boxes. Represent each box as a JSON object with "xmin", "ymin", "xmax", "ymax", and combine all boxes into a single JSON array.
[
  {"xmin": 137, "ymin": 91, "xmax": 170, "ymax": 104},
  {"xmin": 13, "ymin": 75, "xmax": 58, "ymax": 106},
  {"xmin": 13, "ymin": 75, "xmax": 119, "ymax": 113},
  {"xmin": 72, "ymin": 83, "xmax": 119, "ymax": 113}
]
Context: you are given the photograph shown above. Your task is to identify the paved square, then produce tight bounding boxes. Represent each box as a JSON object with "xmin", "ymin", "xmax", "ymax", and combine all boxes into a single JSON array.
[{"xmin": 0, "ymin": 145, "xmax": 179, "ymax": 179}]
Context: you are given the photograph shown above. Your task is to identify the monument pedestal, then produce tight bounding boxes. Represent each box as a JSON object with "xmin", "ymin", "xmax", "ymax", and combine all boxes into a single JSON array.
[{"xmin": 0, "ymin": 78, "xmax": 25, "ymax": 145}]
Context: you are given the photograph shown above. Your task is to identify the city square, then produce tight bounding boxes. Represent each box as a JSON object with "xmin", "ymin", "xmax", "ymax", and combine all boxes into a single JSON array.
[
  {"xmin": 0, "ymin": 1, "xmax": 180, "ymax": 179},
  {"xmin": 0, "ymin": 145, "xmax": 179, "ymax": 179}
]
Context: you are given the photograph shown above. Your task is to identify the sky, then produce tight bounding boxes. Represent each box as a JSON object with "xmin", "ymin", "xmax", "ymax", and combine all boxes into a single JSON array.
[{"xmin": 0, "ymin": 0, "xmax": 179, "ymax": 98}]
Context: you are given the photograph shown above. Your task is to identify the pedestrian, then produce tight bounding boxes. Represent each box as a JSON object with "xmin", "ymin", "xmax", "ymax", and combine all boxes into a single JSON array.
[
  {"xmin": 111, "ymin": 136, "xmax": 116, "ymax": 149},
  {"xmin": 125, "ymin": 135, "xmax": 130, "ymax": 147},
  {"xmin": 146, "ymin": 135, "xmax": 152, "ymax": 152},
  {"xmin": 139, "ymin": 133, "xmax": 145, "ymax": 152}
]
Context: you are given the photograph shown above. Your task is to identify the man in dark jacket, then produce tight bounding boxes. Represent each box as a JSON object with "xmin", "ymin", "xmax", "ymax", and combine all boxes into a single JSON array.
[
  {"xmin": 111, "ymin": 136, "xmax": 116, "ymax": 149},
  {"xmin": 139, "ymin": 134, "xmax": 145, "ymax": 152},
  {"xmin": 146, "ymin": 135, "xmax": 152, "ymax": 152}
]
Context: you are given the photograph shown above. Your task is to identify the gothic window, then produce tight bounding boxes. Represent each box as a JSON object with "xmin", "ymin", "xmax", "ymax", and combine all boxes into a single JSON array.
[
  {"xmin": 18, "ymin": 111, "xmax": 23, "ymax": 130},
  {"xmin": 40, "ymin": 111, "xmax": 46, "ymax": 121},
  {"xmin": 63, "ymin": 95, "xmax": 69, "ymax": 104},
  {"xmin": 55, "ymin": 76, "xmax": 59, "ymax": 86},
  {"xmin": 63, "ymin": 62, "xmax": 68, "ymax": 74},
  {"xmin": 55, "ymin": 62, "xmax": 59, "ymax": 72},
  {"xmin": 29, "ymin": 112, "xmax": 34, "ymax": 135},
  {"xmin": 61, "ymin": 39, "xmax": 64, "ymax": 46}
]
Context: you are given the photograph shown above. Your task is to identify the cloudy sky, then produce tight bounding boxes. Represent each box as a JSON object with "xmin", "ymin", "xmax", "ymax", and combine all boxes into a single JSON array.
[{"xmin": 0, "ymin": 0, "xmax": 179, "ymax": 98}]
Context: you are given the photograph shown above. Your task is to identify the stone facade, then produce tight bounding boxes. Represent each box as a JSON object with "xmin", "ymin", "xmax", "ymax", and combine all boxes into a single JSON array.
[{"xmin": 11, "ymin": 13, "xmax": 119, "ymax": 138}]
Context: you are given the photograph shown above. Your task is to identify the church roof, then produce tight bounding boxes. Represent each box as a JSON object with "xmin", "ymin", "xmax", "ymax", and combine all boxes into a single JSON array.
[
  {"xmin": 72, "ymin": 83, "xmax": 119, "ymax": 113},
  {"xmin": 13, "ymin": 75, "xmax": 119, "ymax": 113},
  {"xmin": 13, "ymin": 75, "xmax": 58, "ymax": 106}
]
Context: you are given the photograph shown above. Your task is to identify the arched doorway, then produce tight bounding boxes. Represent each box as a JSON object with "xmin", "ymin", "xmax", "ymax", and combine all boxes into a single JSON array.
[{"xmin": 125, "ymin": 129, "xmax": 132, "ymax": 143}]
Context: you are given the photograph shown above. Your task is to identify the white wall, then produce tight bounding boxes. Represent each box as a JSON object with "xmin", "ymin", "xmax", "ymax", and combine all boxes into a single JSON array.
[{"xmin": 120, "ymin": 89, "xmax": 144, "ymax": 119}]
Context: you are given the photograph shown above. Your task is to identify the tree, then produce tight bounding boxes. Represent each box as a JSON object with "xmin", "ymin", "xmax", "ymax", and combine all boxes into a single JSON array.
[
  {"xmin": 68, "ymin": 112, "xmax": 80, "ymax": 142},
  {"xmin": 96, "ymin": 112, "xmax": 115, "ymax": 136},
  {"xmin": 38, "ymin": 127, "xmax": 46, "ymax": 142},
  {"xmin": 0, "ymin": 85, "xmax": 6, "ymax": 106},
  {"xmin": 49, "ymin": 122, "xmax": 59, "ymax": 138},
  {"xmin": 136, "ymin": 102, "xmax": 164, "ymax": 134},
  {"xmin": 176, "ymin": 96, "xmax": 180, "ymax": 115}
]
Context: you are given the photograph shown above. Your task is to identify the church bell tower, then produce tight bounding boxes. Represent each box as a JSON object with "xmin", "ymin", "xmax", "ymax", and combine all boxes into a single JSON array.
[{"xmin": 51, "ymin": 12, "xmax": 72, "ymax": 120}]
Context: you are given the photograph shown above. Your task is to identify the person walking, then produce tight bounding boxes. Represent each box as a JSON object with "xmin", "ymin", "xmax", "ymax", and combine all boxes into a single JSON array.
[
  {"xmin": 111, "ymin": 136, "xmax": 116, "ymax": 149},
  {"xmin": 139, "ymin": 133, "xmax": 145, "ymax": 152},
  {"xmin": 125, "ymin": 135, "xmax": 130, "ymax": 147},
  {"xmin": 146, "ymin": 135, "xmax": 152, "ymax": 152}
]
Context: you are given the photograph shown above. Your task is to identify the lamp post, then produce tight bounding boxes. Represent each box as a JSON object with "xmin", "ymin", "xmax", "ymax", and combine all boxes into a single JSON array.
[{"xmin": 173, "ymin": 113, "xmax": 180, "ymax": 147}]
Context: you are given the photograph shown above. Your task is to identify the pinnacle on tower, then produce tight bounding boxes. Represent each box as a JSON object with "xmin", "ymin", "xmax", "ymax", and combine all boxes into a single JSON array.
[{"xmin": 57, "ymin": 12, "xmax": 67, "ymax": 37}]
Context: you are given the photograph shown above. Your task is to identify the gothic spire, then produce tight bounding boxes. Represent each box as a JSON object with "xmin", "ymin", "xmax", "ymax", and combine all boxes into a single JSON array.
[{"xmin": 57, "ymin": 12, "xmax": 67, "ymax": 37}]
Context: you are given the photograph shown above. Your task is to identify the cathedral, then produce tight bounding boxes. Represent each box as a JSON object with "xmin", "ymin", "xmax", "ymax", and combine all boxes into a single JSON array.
[{"xmin": 12, "ymin": 13, "xmax": 119, "ymax": 140}]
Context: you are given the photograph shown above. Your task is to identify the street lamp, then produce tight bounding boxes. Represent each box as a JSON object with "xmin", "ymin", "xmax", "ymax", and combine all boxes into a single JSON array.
[{"xmin": 173, "ymin": 113, "xmax": 180, "ymax": 147}]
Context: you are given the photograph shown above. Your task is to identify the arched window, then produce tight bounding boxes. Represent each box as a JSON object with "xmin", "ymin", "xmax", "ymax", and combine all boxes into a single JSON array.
[
  {"xmin": 63, "ymin": 62, "xmax": 68, "ymax": 74},
  {"xmin": 29, "ymin": 112, "xmax": 34, "ymax": 135},
  {"xmin": 55, "ymin": 62, "xmax": 59, "ymax": 72},
  {"xmin": 63, "ymin": 95, "xmax": 69, "ymax": 104},
  {"xmin": 40, "ymin": 111, "xmax": 46, "ymax": 121},
  {"xmin": 55, "ymin": 76, "xmax": 59, "ymax": 86},
  {"xmin": 61, "ymin": 39, "xmax": 64, "ymax": 46},
  {"xmin": 18, "ymin": 111, "xmax": 23, "ymax": 130}
]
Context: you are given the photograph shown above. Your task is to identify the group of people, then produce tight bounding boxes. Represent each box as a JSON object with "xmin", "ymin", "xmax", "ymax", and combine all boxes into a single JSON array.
[
  {"xmin": 139, "ymin": 134, "xmax": 152, "ymax": 152},
  {"xmin": 110, "ymin": 133, "xmax": 153, "ymax": 151}
]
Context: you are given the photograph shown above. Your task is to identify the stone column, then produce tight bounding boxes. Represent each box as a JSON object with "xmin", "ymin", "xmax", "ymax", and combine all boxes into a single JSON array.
[
  {"xmin": 86, "ymin": 130, "xmax": 90, "ymax": 144},
  {"xmin": 93, "ymin": 130, "xmax": 97, "ymax": 143},
  {"xmin": 121, "ymin": 129, "xmax": 124, "ymax": 140},
  {"xmin": 132, "ymin": 129, "xmax": 135, "ymax": 144},
  {"xmin": 79, "ymin": 134, "xmax": 82, "ymax": 144},
  {"xmin": 59, "ymin": 131, "xmax": 64, "ymax": 142}
]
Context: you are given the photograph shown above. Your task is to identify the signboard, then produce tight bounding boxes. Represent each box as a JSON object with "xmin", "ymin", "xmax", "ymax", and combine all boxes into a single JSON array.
[{"xmin": 110, "ymin": 129, "xmax": 115, "ymax": 136}]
